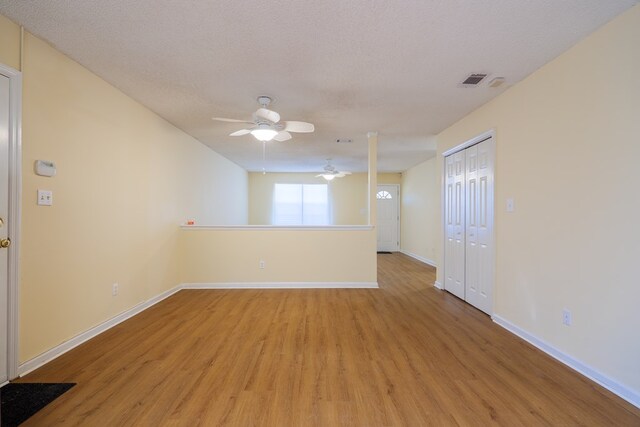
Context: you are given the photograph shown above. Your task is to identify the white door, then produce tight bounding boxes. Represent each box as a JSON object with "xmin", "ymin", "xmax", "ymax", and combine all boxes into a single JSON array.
[
  {"xmin": 465, "ymin": 139, "xmax": 494, "ymax": 314},
  {"xmin": 444, "ymin": 151, "xmax": 466, "ymax": 299},
  {"xmin": 376, "ymin": 185, "xmax": 399, "ymax": 252},
  {"xmin": 0, "ymin": 73, "xmax": 10, "ymax": 384},
  {"xmin": 444, "ymin": 136, "xmax": 494, "ymax": 313}
]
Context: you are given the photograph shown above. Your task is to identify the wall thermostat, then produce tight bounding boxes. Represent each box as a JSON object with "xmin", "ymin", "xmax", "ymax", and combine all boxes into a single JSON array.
[{"xmin": 35, "ymin": 160, "xmax": 56, "ymax": 177}]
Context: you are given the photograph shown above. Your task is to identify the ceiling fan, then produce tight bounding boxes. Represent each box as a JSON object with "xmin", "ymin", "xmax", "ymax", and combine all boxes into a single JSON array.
[
  {"xmin": 317, "ymin": 159, "xmax": 352, "ymax": 181},
  {"xmin": 212, "ymin": 96, "xmax": 314, "ymax": 142}
]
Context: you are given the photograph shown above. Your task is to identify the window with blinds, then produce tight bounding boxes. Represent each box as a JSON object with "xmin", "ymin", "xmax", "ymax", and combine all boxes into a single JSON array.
[{"xmin": 273, "ymin": 183, "xmax": 329, "ymax": 225}]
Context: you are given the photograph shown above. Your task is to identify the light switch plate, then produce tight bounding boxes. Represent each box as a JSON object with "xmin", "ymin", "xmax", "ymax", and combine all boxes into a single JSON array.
[
  {"xmin": 506, "ymin": 198, "xmax": 514, "ymax": 212},
  {"xmin": 37, "ymin": 189, "xmax": 53, "ymax": 206}
]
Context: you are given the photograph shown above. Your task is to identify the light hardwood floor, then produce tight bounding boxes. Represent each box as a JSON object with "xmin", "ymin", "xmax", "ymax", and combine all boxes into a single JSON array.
[{"xmin": 17, "ymin": 253, "xmax": 640, "ymax": 425}]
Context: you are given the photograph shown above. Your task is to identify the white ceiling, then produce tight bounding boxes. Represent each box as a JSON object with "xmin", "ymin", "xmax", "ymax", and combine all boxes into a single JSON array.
[{"xmin": 0, "ymin": 1, "xmax": 636, "ymax": 172}]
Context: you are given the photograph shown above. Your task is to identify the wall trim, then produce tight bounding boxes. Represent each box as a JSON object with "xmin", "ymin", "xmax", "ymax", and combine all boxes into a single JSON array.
[
  {"xmin": 182, "ymin": 282, "xmax": 379, "ymax": 289},
  {"xmin": 181, "ymin": 225, "xmax": 374, "ymax": 231},
  {"xmin": 17, "ymin": 286, "xmax": 181, "ymax": 376},
  {"xmin": 442, "ymin": 129, "xmax": 494, "ymax": 157},
  {"xmin": 434, "ymin": 281, "xmax": 443, "ymax": 290},
  {"xmin": 493, "ymin": 314, "xmax": 640, "ymax": 409},
  {"xmin": 400, "ymin": 250, "xmax": 437, "ymax": 268}
]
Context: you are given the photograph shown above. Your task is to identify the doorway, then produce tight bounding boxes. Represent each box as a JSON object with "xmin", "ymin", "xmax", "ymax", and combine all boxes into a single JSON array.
[
  {"xmin": 376, "ymin": 184, "xmax": 400, "ymax": 252},
  {"xmin": 443, "ymin": 132, "xmax": 495, "ymax": 315}
]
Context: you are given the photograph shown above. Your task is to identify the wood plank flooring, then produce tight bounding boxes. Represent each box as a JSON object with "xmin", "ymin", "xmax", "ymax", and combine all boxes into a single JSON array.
[{"xmin": 16, "ymin": 253, "xmax": 640, "ymax": 426}]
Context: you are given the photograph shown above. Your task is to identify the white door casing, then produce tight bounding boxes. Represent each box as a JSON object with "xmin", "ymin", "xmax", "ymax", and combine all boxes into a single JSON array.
[
  {"xmin": 0, "ymin": 73, "xmax": 9, "ymax": 384},
  {"xmin": 376, "ymin": 185, "xmax": 399, "ymax": 252},
  {"xmin": 0, "ymin": 62, "xmax": 21, "ymax": 383},
  {"xmin": 444, "ymin": 151, "xmax": 466, "ymax": 299}
]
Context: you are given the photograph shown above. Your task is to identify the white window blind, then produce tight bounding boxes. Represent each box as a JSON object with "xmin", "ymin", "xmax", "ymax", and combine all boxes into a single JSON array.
[{"xmin": 273, "ymin": 184, "xmax": 329, "ymax": 225}]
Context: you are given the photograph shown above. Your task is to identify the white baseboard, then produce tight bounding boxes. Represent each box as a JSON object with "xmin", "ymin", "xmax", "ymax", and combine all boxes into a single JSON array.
[
  {"xmin": 400, "ymin": 250, "xmax": 437, "ymax": 268},
  {"xmin": 434, "ymin": 281, "xmax": 443, "ymax": 290},
  {"xmin": 18, "ymin": 286, "xmax": 181, "ymax": 376},
  {"xmin": 182, "ymin": 282, "xmax": 379, "ymax": 289},
  {"xmin": 16, "ymin": 281, "xmax": 378, "ymax": 376},
  {"xmin": 492, "ymin": 314, "xmax": 640, "ymax": 409}
]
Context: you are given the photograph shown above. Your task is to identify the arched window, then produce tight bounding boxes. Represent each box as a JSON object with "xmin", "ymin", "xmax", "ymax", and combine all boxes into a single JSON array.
[{"xmin": 376, "ymin": 190, "xmax": 392, "ymax": 199}]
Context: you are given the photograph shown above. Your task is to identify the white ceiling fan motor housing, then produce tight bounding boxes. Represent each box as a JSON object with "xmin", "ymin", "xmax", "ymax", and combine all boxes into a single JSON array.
[{"xmin": 257, "ymin": 96, "xmax": 272, "ymax": 107}]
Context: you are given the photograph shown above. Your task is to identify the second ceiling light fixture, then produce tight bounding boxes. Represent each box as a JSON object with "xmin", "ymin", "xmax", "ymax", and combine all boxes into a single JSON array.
[
  {"xmin": 317, "ymin": 159, "xmax": 351, "ymax": 181},
  {"xmin": 212, "ymin": 96, "xmax": 314, "ymax": 142}
]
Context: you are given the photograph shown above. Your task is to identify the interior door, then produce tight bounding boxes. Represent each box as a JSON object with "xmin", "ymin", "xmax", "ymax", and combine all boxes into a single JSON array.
[
  {"xmin": 444, "ymin": 151, "xmax": 465, "ymax": 299},
  {"xmin": 0, "ymin": 73, "xmax": 10, "ymax": 384},
  {"xmin": 465, "ymin": 138, "xmax": 494, "ymax": 314},
  {"xmin": 376, "ymin": 185, "xmax": 399, "ymax": 252},
  {"xmin": 464, "ymin": 145, "xmax": 480, "ymax": 306}
]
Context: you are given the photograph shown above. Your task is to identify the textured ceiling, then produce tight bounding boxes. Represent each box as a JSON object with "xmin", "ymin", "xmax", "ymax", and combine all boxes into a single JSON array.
[{"xmin": 0, "ymin": 0, "xmax": 636, "ymax": 172}]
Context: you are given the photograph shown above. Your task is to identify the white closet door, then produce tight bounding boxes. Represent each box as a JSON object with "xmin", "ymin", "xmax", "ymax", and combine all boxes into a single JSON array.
[
  {"xmin": 445, "ymin": 136, "xmax": 494, "ymax": 314},
  {"xmin": 464, "ymin": 144, "xmax": 480, "ymax": 307},
  {"xmin": 444, "ymin": 150, "xmax": 465, "ymax": 299},
  {"xmin": 467, "ymin": 138, "xmax": 494, "ymax": 314}
]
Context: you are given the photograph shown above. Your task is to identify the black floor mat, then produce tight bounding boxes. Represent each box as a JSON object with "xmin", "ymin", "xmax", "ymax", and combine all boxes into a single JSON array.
[
  {"xmin": 377, "ymin": 251, "xmax": 393, "ymax": 254},
  {"xmin": 1, "ymin": 383, "xmax": 75, "ymax": 426}
]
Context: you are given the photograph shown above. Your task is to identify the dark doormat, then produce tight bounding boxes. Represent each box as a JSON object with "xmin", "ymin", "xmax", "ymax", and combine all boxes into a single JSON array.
[
  {"xmin": 1, "ymin": 383, "xmax": 75, "ymax": 426},
  {"xmin": 377, "ymin": 251, "xmax": 393, "ymax": 254}
]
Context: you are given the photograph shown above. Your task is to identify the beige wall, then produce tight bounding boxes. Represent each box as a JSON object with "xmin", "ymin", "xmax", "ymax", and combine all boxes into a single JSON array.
[
  {"xmin": 0, "ymin": 14, "xmax": 20, "ymax": 71},
  {"xmin": 180, "ymin": 228, "xmax": 376, "ymax": 284},
  {"xmin": 436, "ymin": 6, "xmax": 640, "ymax": 394},
  {"xmin": 378, "ymin": 173, "xmax": 402, "ymax": 185},
  {"xmin": 401, "ymin": 157, "xmax": 437, "ymax": 265},
  {"xmin": 249, "ymin": 172, "xmax": 401, "ymax": 225},
  {"xmin": 8, "ymin": 25, "xmax": 248, "ymax": 362}
]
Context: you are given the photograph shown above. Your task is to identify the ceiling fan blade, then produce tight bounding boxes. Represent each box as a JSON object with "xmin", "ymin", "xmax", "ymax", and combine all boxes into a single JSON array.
[
  {"xmin": 273, "ymin": 131, "xmax": 292, "ymax": 142},
  {"xmin": 284, "ymin": 121, "xmax": 314, "ymax": 133},
  {"xmin": 212, "ymin": 117, "xmax": 254, "ymax": 124},
  {"xmin": 255, "ymin": 108, "xmax": 280, "ymax": 123},
  {"xmin": 229, "ymin": 129, "xmax": 251, "ymax": 136}
]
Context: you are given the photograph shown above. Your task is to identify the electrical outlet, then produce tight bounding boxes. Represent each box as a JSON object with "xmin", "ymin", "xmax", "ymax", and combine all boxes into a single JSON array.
[
  {"xmin": 112, "ymin": 283, "xmax": 119, "ymax": 296},
  {"xmin": 562, "ymin": 309, "xmax": 571, "ymax": 326},
  {"xmin": 37, "ymin": 189, "xmax": 53, "ymax": 206},
  {"xmin": 259, "ymin": 260, "xmax": 265, "ymax": 269}
]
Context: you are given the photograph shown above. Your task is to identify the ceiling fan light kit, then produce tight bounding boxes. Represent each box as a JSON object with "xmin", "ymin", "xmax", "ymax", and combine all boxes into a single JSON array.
[
  {"xmin": 212, "ymin": 96, "xmax": 314, "ymax": 143},
  {"xmin": 316, "ymin": 159, "xmax": 351, "ymax": 181},
  {"xmin": 250, "ymin": 123, "xmax": 278, "ymax": 141}
]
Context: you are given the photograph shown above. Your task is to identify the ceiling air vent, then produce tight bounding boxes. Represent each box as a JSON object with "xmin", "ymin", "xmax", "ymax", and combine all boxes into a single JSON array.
[
  {"xmin": 461, "ymin": 73, "xmax": 487, "ymax": 86},
  {"xmin": 336, "ymin": 139, "xmax": 353, "ymax": 143}
]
